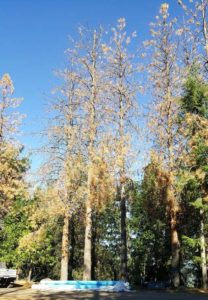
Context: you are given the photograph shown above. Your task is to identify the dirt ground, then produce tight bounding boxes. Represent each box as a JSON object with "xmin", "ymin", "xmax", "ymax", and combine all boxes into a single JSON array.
[{"xmin": 0, "ymin": 288, "xmax": 207, "ymax": 300}]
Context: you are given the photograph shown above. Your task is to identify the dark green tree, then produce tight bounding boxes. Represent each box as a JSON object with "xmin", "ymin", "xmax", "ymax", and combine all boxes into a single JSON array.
[
  {"xmin": 178, "ymin": 68, "xmax": 208, "ymax": 288},
  {"xmin": 129, "ymin": 163, "xmax": 171, "ymax": 285}
]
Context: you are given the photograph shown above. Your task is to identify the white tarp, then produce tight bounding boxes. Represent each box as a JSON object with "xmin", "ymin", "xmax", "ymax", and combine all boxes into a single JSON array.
[{"xmin": 32, "ymin": 281, "xmax": 130, "ymax": 292}]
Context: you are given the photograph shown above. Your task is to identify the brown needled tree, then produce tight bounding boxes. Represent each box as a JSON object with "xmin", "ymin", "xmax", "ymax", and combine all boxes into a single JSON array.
[
  {"xmin": 145, "ymin": 3, "xmax": 183, "ymax": 287},
  {"xmin": 104, "ymin": 18, "xmax": 140, "ymax": 281}
]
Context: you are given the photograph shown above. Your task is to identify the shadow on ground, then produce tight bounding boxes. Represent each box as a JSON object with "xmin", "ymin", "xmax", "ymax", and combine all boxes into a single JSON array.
[{"xmin": 0, "ymin": 288, "xmax": 207, "ymax": 300}]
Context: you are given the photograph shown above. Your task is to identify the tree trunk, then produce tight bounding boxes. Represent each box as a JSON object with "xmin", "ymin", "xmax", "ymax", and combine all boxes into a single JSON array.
[
  {"xmin": 113, "ymin": 265, "xmax": 118, "ymax": 281},
  {"xmin": 120, "ymin": 183, "xmax": 128, "ymax": 281},
  {"xmin": 83, "ymin": 198, "xmax": 92, "ymax": 280},
  {"xmin": 200, "ymin": 209, "xmax": 207, "ymax": 289},
  {"xmin": 83, "ymin": 30, "xmax": 97, "ymax": 281},
  {"xmin": 27, "ymin": 267, "xmax": 32, "ymax": 282},
  {"xmin": 170, "ymin": 210, "xmax": 180, "ymax": 288},
  {"xmin": 68, "ymin": 215, "xmax": 75, "ymax": 280},
  {"xmin": 91, "ymin": 212, "xmax": 97, "ymax": 280},
  {"xmin": 168, "ymin": 152, "xmax": 180, "ymax": 288},
  {"xmin": 60, "ymin": 212, "xmax": 69, "ymax": 281},
  {"xmin": 16, "ymin": 267, "xmax": 20, "ymax": 281}
]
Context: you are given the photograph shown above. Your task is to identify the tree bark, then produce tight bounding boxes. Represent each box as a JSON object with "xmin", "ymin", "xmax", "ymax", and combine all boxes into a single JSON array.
[
  {"xmin": 168, "ymin": 171, "xmax": 180, "ymax": 287},
  {"xmin": 120, "ymin": 183, "xmax": 128, "ymax": 281},
  {"xmin": 83, "ymin": 31, "xmax": 97, "ymax": 281},
  {"xmin": 91, "ymin": 212, "xmax": 97, "ymax": 280},
  {"xmin": 200, "ymin": 209, "xmax": 207, "ymax": 289},
  {"xmin": 27, "ymin": 266, "xmax": 32, "ymax": 282},
  {"xmin": 118, "ymin": 53, "xmax": 128, "ymax": 280},
  {"xmin": 83, "ymin": 198, "xmax": 92, "ymax": 280},
  {"xmin": 170, "ymin": 210, "xmax": 180, "ymax": 288},
  {"xmin": 167, "ymin": 123, "xmax": 180, "ymax": 287},
  {"xmin": 68, "ymin": 215, "xmax": 75, "ymax": 280},
  {"xmin": 60, "ymin": 212, "xmax": 69, "ymax": 281}
]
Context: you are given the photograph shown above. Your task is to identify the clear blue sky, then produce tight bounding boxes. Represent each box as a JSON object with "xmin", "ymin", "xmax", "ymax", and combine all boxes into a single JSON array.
[{"xmin": 0, "ymin": 0, "xmax": 182, "ymax": 169}]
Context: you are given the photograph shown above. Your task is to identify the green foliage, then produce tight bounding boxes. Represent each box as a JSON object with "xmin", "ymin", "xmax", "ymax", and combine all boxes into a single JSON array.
[
  {"xmin": 180, "ymin": 68, "xmax": 208, "ymax": 118},
  {"xmin": 191, "ymin": 198, "xmax": 203, "ymax": 209},
  {"xmin": 92, "ymin": 202, "xmax": 120, "ymax": 280},
  {"xmin": 178, "ymin": 67, "xmax": 208, "ymax": 287},
  {"xmin": 0, "ymin": 198, "xmax": 30, "ymax": 267},
  {"xmin": 0, "ymin": 194, "xmax": 62, "ymax": 280},
  {"xmin": 182, "ymin": 235, "xmax": 200, "ymax": 248},
  {"xmin": 129, "ymin": 167, "xmax": 171, "ymax": 283}
]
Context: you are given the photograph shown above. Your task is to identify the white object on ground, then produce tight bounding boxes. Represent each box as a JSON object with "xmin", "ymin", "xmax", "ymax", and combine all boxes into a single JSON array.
[{"xmin": 32, "ymin": 280, "xmax": 130, "ymax": 292}]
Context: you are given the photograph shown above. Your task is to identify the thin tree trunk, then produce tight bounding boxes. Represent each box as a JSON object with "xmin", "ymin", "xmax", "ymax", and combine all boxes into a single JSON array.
[
  {"xmin": 202, "ymin": 0, "xmax": 208, "ymax": 59},
  {"xmin": 83, "ymin": 31, "xmax": 97, "ymax": 281},
  {"xmin": 68, "ymin": 215, "xmax": 75, "ymax": 280},
  {"xmin": 170, "ymin": 210, "xmax": 180, "ymax": 288},
  {"xmin": 113, "ymin": 269, "xmax": 117, "ymax": 281},
  {"xmin": 120, "ymin": 183, "xmax": 128, "ymax": 281},
  {"xmin": 60, "ymin": 212, "xmax": 69, "ymax": 281},
  {"xmin": 200, "ymin": 209, "xmax": 207, "ymax": 289},
  {"xmin": 118, "ymin": 54, "xmax": 128, "ymax": 280},
  {"xmin": 167, "ymin": 171, "xmax": 180, "ymax": 287},
  {"xmin": 83, "ymin": 198, "xmax": 92, "ymax": 280},
  {"xmin": 27, "ymin": 267, "xmax": 32, "ymax": 282},
  {"xmin": 91, "ymin": 212, "xmax": 97, "ymax": 280}
]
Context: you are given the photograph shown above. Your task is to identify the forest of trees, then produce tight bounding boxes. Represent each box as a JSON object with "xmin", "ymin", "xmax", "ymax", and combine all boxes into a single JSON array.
[{"xmin": 0, "ymin": 1, "xmax": 207, "ymax": 289}]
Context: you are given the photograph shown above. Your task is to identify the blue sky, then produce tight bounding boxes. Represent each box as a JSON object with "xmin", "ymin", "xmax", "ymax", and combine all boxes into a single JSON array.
[{"xmin": 0, "ymin": 0, "xmax": 182, "ymax": 169}]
